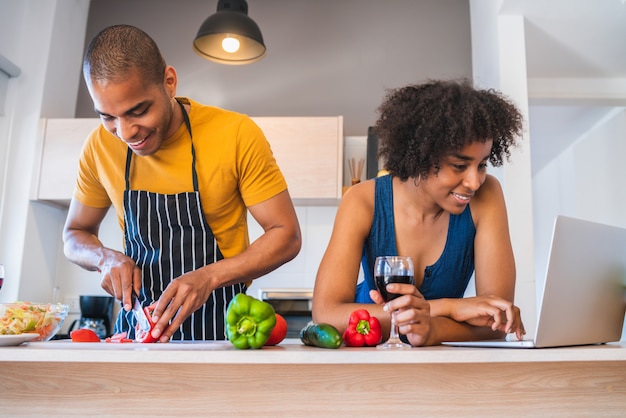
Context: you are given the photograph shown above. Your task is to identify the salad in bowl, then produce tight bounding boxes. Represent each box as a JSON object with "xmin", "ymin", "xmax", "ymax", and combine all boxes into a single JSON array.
[{"xmin": 0, "ymin": 302, "xmax": 69, "ymax": 341}]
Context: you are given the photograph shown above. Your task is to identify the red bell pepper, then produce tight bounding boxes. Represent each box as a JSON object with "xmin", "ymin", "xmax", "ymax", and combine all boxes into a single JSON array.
[
  {"xmin": 342, "ymin": 309, "xmax": 382, "ymax": 347},
  {"xmin": 134, "ymin": 305, "xmax": 158, "ymax": 343}
]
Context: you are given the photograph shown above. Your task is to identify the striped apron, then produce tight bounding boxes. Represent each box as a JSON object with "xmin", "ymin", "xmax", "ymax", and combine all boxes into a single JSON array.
[{"xmin": 113, "ymin": 100, "xmax": 245, "ymax": 340}]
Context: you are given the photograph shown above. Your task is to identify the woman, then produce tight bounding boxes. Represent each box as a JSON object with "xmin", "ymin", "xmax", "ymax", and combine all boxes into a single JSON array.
[{"xmin": 313, "ymin": 79, "xmax": 526, "ymax": 346}]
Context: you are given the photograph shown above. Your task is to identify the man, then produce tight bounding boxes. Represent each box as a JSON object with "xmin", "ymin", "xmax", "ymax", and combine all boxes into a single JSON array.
[{"xmin": 63, "ymin": 24, "xmax": 301, "ymax": 342}]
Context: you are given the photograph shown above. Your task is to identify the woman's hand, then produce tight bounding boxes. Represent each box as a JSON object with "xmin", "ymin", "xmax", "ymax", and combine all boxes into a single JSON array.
[
  {"xmin": 370, "ymin": 283, "xmax": 431, "ymax": 346},
  {"xmin": 447, "ymin": 295, "xmax": 526, "ymax": 340}
]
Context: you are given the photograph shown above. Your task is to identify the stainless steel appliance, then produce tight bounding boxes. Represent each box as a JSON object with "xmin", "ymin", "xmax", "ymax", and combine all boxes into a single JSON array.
[
  {"xmin": 257, "ymin": 288, "xmax": 312, "ymax": 338},
  {"xmin": 67, "ymin": 295, "xmax": 114, "ymax": 339}
]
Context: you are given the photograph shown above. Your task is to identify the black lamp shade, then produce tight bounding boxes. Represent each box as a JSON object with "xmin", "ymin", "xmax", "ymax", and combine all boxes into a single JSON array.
[{"xmin": 193, "ymin": 1, "xmax": 266, "ymax": 65}]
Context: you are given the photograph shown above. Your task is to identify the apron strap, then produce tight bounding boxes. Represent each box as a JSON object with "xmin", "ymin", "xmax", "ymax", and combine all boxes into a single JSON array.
[
  {"xmin": 176, "ymin": 99, "xmax": 199, "ymax": 192},
  {"xmin": 124, "ymin": 147, "xmax": 132, "ymax": 191}
]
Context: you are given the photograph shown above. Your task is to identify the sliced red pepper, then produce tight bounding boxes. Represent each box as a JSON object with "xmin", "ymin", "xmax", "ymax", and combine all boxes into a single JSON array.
[
  {"xmin": 105, "ymin": 331, "xmax": 133, "ymax": 343},
  {"xmin": 134, "ymin": 305, "xmax": 158, "ymax": 343},
  {"xmin": 70, "ymin": 328, "xmax": 101, "ymax": 342},
  {"xmin": 342, "ymin": 309, "xmax": 382, "ymax": 347}
]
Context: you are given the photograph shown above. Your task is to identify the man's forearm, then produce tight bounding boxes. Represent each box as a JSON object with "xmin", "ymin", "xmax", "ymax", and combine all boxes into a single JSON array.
[
  {"xmin": 63, "ymin": 230, "xmax": 108, "ymax": 271},
  {"xmin": 198, "ymin": 224, "xmax": 300, "ymax": 290}
]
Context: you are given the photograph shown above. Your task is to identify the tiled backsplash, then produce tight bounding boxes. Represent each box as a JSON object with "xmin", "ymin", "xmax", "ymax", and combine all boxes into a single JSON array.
[{"xmin": 246, "ymin": 205, "xmax": 338, "ymax": 298}]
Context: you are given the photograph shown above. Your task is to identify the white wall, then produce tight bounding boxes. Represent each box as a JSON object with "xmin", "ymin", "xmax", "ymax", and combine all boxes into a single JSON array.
[
  {"xmin": 246, "ymin": 206, "xmax": 337, "ymax": 297},
  {"xmin": 471, "ymin": 0, "xmax": 625, "ymax": 340},
  {"xmin": 532, "ymin": 109, "xmax": 626, "ymax": 340},
  {"xmin": 0, "ymin": 0, "xmax": 89, "ymax": 303},
  {"xmin": 532, "ymin": 109, "xmax": 626, "ymax": 287},
  {"xmin": 470, "ymin": 0, "xmax": 537, "ymax": 332}
]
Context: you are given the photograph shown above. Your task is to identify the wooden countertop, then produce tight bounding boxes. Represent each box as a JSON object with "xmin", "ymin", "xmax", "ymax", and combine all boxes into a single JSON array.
[
  {"xmin": 2, "ymin": 338, "xmax": 626, "ymax": 364},
  {"xmin": 2, "ymin": 339, "xmax": 626, "ymax": 416}
]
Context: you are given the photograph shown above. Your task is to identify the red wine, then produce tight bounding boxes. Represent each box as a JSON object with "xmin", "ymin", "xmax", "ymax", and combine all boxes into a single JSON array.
[
  {"xmin": 0, "ymin": 277, "xmax": 3, "ymax": 290},
  {"xmin": 375, "ymin": 274, "xmax": 414, "ymax": 302}
]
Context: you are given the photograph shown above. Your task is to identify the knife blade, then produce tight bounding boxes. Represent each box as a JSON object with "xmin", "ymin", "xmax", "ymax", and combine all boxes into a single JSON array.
[{"xmin": 132, "ymin": 293, "xmax": 151, "ymax": 332}]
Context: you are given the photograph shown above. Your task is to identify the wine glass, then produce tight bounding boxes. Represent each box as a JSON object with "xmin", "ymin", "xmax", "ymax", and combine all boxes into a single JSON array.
[
  {"xmin": 374, "ymin": 256, "xmax": 415, "ymax": 350},
  {"xmin": 0, "ymin": 265, "xmax": 4, "ymax": 291}
]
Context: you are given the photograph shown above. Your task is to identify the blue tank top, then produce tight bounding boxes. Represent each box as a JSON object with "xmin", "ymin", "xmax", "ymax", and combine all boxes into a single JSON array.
[{"xmin": 355, "ymin": 174, "xmax": 476, "ymax": 303}]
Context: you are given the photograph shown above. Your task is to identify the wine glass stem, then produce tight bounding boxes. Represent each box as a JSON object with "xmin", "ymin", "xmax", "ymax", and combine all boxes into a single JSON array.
[{"xmin": 390, "ymin": 311, "xmax": 400, "ymax": 341}]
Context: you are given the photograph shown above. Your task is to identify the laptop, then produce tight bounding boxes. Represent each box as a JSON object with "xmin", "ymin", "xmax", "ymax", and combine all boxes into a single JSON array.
[{"xmin": 442, "ymin": 215, "xmax": 626, "ymax": 348}]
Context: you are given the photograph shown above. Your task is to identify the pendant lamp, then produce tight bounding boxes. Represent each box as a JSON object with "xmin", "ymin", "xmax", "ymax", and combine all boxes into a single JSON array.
[{"xmin": 193, "ymin": 0, "xmax": 266, "ymax": 65}]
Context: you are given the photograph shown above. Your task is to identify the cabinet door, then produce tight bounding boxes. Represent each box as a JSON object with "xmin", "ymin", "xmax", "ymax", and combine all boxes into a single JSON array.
[
  {"xmin": 35, "ymin": 116, "xmax": 343, "ymax": 205},
  {"xmin": 35, "ymin": 118, "xmax": 100, "ymax": 205},
  {"xmin": 252, "ymin": 116, "xmax": 343, "ymax": 204}
]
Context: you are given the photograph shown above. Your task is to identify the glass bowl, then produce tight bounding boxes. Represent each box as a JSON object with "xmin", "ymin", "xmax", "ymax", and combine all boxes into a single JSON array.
[{"xmin": 0, "ymin": 302, "xmax": 69, "ymax": 341}]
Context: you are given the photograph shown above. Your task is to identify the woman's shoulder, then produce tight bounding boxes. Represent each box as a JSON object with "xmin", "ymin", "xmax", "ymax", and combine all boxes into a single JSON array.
[
  {"xmin": 331, "ymin": 178, "xmax": 379, "ymax": 240},
  {"xmin": 478, "ymin": 174, "xmax": 504, "ymax": 195},
  {"xmin": 471, "ymin": 174, "xmax": 506, "ymax": 219},
  {"xmin": 338, "ymin": 178, "xmax": 376, "ymax": 215},
  {"xmin": 342, "ymin": 177, "xmax": 375, "ymax": 200}
]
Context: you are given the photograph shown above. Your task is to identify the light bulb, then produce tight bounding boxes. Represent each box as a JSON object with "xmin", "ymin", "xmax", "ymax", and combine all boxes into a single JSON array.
[{"xmin": 222, "ymin": 37, "xmax": 240, "ymax": 53}]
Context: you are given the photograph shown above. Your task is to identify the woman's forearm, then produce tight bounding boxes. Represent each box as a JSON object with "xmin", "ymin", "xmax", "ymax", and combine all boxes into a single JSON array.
[
  {"xmin": 421, "ymin": 316, "xmax": 504, "ymax": 346},
  {"xmin": 427, "ymin": 298, "xmax": 451, "ymax": 317}
]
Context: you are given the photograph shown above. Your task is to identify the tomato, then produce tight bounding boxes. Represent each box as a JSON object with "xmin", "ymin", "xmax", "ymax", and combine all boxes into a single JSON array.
[
  {"xmin": 70, "ymin": 328, "xmax": 101, "ymax": 342},
  {"xmin": 264, "ymin": 313, "xmax": 288, "ymax": 346}
]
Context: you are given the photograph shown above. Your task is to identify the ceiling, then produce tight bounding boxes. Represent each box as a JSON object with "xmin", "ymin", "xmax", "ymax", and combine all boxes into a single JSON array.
[
  {"xmin": 503, "ymin": 0, "xmax": 625, "ymax": 78},
  {"xmin": 501, "ymin": 0, "xmax": 626, "ymax": 174}
]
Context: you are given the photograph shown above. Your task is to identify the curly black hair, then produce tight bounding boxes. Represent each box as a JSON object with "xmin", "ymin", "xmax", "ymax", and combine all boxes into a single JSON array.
[{"xmin": 375, "ymin": 79, "xmax": 524, "ymax": 181}]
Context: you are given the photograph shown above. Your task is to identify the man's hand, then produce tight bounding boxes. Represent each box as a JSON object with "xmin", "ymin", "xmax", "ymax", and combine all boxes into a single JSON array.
[
  {"xmin": 148, "ymin": 268, "xmax": 215, "ymax": 342},
  {"xmin": 97, "ymin": 248, "xmax": 142, "ymax": 312}
]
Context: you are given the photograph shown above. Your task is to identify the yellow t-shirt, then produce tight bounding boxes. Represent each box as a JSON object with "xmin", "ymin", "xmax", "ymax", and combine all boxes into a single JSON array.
[{"xmin": 74, "ymin": 98, "xmax": 287, "ymax": 258}]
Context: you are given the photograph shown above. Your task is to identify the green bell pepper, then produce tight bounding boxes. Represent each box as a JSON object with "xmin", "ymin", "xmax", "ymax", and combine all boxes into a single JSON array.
[{"xmin": 225, "ymin": 293, "xmax": 276, "ymax": 349}]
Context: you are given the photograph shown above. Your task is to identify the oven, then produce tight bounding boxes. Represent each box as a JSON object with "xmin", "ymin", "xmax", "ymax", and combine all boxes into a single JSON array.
[{"xmin": 257, "ymin": 288, "xmax": 313, "ymax": 339}]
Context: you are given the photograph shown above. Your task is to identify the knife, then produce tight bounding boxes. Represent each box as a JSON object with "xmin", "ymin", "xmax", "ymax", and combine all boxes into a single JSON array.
[{"xmin": 132, "ymin": 292, "xmax": 151, "ymax": 332}]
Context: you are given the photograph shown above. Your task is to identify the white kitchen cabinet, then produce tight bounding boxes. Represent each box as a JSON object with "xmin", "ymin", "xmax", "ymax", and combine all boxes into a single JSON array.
[
  {"xmin": 32, "ymin": 116, "xmax": 344, "ymax": 206},
  {"xmin": 252, "ymin": 117, "xmax": 344, "ymax": 204},
  {"xmin": 32, "ymin": 118, "xmax": 100, "ymax": 204}
]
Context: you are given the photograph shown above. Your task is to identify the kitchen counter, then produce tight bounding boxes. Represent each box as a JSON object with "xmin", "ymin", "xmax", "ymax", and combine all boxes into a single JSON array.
[{"xmin": 2, "ymin": 339, "xmax": 626, "ymax": 416}]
